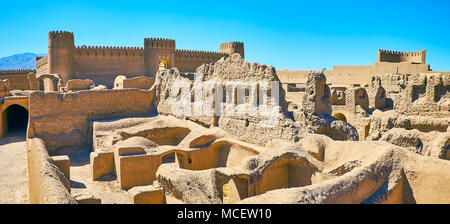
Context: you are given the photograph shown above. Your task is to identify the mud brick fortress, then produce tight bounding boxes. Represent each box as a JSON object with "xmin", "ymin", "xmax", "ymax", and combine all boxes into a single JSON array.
[
  {"xmin": 33, "ymin": 31, "xmax": 244, "ymax": 88},
  {"xmin": 277, "ymin": 49, "xmax": 434, "ymax": 86},
  {"xmin": 0, "ymin": 30, "xmax": 449, "ymax": 204}
]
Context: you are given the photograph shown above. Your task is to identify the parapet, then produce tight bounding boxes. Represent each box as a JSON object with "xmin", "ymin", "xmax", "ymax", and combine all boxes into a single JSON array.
[
  {"xmin": 377, "ymin": 49, "xmax": 426, "ymax": 64},
  {"xmin": 48, "ymin": 30, "xmax": 74, "ymax": 39},
  {"xmin": 48, "ymin": 31, "xmax": 74, "ymax": 48},
  {"xmin": 220, "ymin": 41, "xmax": 244, "ymax": 50},
  {"xmin": 74, "ymin": 45, "xmax": 144, "ymax": 58},
  {"xmin": 220, "ymin": 41, "xmax": 245, "ymax": 58},
  {"xmin": 175, "ymin": 49, "xmax": 228, "ymax": 60},
  {"xmin": 36, "ymin": 55, "xmax": 45, "ymax": 61},
  {"xmin": 0, "ymin": 69, "xmax": 35, "ymax": 75},
  {"xmin": 144, "ymin": 38, "xmax": 176, "ymax": 49}
]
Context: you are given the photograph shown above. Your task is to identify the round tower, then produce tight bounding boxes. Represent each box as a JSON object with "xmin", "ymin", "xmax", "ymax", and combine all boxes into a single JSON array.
[
  {"xmin": 220, "ymin": 41, "xmax": 244, "ymax": 59},
  {"xmin": 48, "ymin": 31, "xmax": 74, "ymax": 81}
]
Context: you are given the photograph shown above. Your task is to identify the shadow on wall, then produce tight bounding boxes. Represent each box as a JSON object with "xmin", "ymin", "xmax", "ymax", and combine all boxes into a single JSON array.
[
  {"xmin": 402, "ymin": 171, "xmax": 417, "ymax": 204},
  {"xmin": 120, "ymin": 127, "xmax": 192, "ymax": 146},
  {"xmin": 252, "ymin": 159, "xmax": 315, "ymax": 196}
]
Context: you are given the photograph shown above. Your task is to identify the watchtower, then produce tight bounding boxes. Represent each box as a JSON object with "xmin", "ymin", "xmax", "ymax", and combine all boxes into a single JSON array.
[
  {"xmin": 144, "ymin": 38, "xmax": 176, "ymax": 77},
  {"xmin": 377, "ymin": 49, "xmax": 426, "ymax": 64},
  {"xmin": 220, "ymin": 41, "xmax": 245, "ymax": 59},
  {"xmin": 48, "ymin": 31, "xmax": 75, "ymax": 81}
]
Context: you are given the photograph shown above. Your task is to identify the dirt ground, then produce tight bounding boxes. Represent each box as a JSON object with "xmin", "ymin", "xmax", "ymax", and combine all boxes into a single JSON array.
[{"xmin": 0, "ymin": 132, "xmax": 29, "ymax": 204}]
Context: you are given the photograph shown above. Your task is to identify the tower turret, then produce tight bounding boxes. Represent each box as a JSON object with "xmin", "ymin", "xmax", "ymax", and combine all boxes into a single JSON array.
[
  {"xmin": 220, "ymin": 41, "xmax": 244, "ymax": 59},
  {"xmin": 143, "ymin": 38, "xmax": 176, "ymax": 76},
  {"xmin": 48, "ymin": 31, "xmax": 75, "ymax": 81},
  {"xmin": 377, "ymin": 49, "xmax": 426, "ymax": 64}
]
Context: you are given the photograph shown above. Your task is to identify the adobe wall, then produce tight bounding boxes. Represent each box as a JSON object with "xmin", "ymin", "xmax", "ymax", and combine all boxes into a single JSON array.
[
  {"xmin": 378, "ymin": 73, "xmax": 449, "ymax": 116},
  {"xmin": 278, "ymin": 63, "xmax": 431, "ymax": 88},
  {"xmin": 27, "ymin": 138, "xmax": 76, "ymax": 204},
  {"xmin": 65, "ymin": 79, "xmax": 94, "ymax": 91},
  {"xmin": 0, "ymin": 70, "xmax": 34, "ymax": 90},
  {"xmin": 373, "ymin": 62, "xmax": 430, "ymax": 74},
  {"xmin": 27, "ymin": 88, "xmax": 155, "ymax": 152},
  {"xmin": 73, "ymin": 46, "xmax": 146, "ymax": 88},
  {"xmin": 377, "ymin": 49, "xmax": 426, "ymax": 64},
  {"xmin": 175, "ymin": 50, "xmax": 228, "ymax": 72},
  {"xmin": 35, "ymin": 56, "xmax": 48, "ymax": 76},
  {"xmin": 38, "ymin": 31, "xmax": 244, "ymax": 88},
  {"xmin": 277, "ymin": 69, "xmax": 372, "ymax": 86},
  {"xmin": 143, "ymin": 38, "xmax": 176, "ymax": 76},
  {"xmin": 220, "ymin": 42, "xmax": 244, "ymax": 59},
  {"xmin": 114, "ymin": 76, "xmax": 155, "ymax": 90},
  {"xmin": 277, "ymin": 49, "xmax": 433, "ymax": 88},
  {"xmin": 276, "ymin": 70, "xmax": 309, "ymax": 84}
]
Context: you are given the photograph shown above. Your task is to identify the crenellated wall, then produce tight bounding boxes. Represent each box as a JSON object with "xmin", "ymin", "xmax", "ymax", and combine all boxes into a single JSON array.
[
  {"xmin": 73, "ymin": 46, "xmax": 145, "ymax": 87},
  {"xmin": 35, "ymin": 31, "xmax": 244, "ymax": 88},
  {"xmin": 377, "ymin": 49, "xmax": 426, "ymax": 64},
  {"xmin": 175, "ymin": 49, "xmax": 228, "ymax": 72},
  {"xmin": 35, "ymin": 56, "xmax": 48, "ymax": 76},
  {"xmin": 144, "ymin": 38, "xmax": 176, "ymax": 76},
  {"xmin": 0, "ymin": 69, "xmax": 34, "ymax": 90},
  {"xmin": 220, "ymin": 41, "xmax": 245, "ymax": 59},
  {"xmin": 27, "ymin": 88, "xmax": 156, "ymax": 153}
]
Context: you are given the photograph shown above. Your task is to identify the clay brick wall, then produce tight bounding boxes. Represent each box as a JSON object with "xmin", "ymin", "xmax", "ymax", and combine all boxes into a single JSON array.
[
  {"xmin": 175, "ymin": 50, "xmax": 228, "ymax": 72},
  {"xmin": 377, "ymin": 49, "xmax": 426, "ymax": 64},
  {"xmin": 0, "ymin": 70, "xmax": 33, "ymax": 90},
  {"xmin": 73, "ymin": 46, "xmax": 146, "ymax": 88},
  {"xmin": 27, "ymin": 88, "xmax": 155, "ymax": 152},
  {"xmin": 27, "ymin": 138, "xmax": 76, "ymax": 204},
  {"xmin": 35, "ymin": 56, "xmax": 48, "ymax": 76}
]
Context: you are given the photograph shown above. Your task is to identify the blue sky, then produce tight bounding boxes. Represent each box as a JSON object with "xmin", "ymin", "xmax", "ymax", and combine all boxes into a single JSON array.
[{"xmin": 1, "ymin": 0, "xmax": 449, "ymax": 71}]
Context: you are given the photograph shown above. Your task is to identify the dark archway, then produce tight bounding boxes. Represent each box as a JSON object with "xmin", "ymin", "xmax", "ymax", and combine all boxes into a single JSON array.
[{"xmin": 5, "ymin": 104, "xmax": 28, "ymax": 134}]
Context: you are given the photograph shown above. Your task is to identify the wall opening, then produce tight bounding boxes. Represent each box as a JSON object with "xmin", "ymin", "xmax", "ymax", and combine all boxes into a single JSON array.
[
  {"xmin": 4, "ymin": 104, "xmax": 28, "ymax": 134},
  {"xmin": 332, "ymin": 113, "xmax": 347, "ymax": 123}
]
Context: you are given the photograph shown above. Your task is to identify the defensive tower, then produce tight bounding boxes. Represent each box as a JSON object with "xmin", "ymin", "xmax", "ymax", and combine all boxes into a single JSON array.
[
  {"xmin": 144, "ymin": 38, "xmax": 176, "ymax": 76},
  {"xmin": 48, "ymin": 31, "xmax": 75, "ymax": 81},
  {"xmin": 220, "ymin": 41, "xmax": 245, "ymax": 59}
]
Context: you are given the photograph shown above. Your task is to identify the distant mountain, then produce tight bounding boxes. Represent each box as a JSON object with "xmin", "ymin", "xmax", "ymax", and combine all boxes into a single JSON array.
[{"xmin": 0, "ymin": 53, "xmax": 46, "ymax": 70}]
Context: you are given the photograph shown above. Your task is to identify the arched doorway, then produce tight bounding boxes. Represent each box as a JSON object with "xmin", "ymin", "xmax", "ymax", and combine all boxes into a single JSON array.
[
  {"xmin": 332, "ymin": 113, "xmax": 347, "ymax": 123},
  {"xmin": 4, "ymin": 105, "xmax": 28, "ymax": 134},
  {"xmin": 36, "ymin": 74, "xmax": 61, "ymax": 92}
]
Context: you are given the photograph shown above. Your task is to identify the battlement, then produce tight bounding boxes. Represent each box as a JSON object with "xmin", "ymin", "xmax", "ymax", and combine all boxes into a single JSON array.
[
  {"xmin": 48, "ymin": 31, "xmax": 74, "ymax": 39},
  {"xmin": 144, "ymin": 38, "xmax": 175, "ymax": 49},
  {"xmin": 377, "ymin": 49, "xmax": 426, "ymax": 64},
  {"xmin": 220, "ymin": 41, "xmax": 245, "ymax": 58},
  {"xmin": 220, "ymin": 41, "xmax": 244, "ymax": 49},
  {"xmin": 74, "ymin": 45, "xmax": 144, "ymax": 58},
  {"xmin": 48, "ymin": 31, "xmax": 74, "ymax": 48},
  {"xmin": 175, "ymin": 49, "xmax": 228, "ymax": 60},
  {"xmin": 36, "ymin": 55, "xmax": 46, "ymax": 61},
  {"xmin": 40, "ymin": 30, "xmax": 244, "ymax": 81},
  {"xmin": 36, "ymin": 55, "xmax": 47, "ymax": 66},
  {"xmin": 0, "ymin": 69, "xmax": 35, "ymax": 75}
]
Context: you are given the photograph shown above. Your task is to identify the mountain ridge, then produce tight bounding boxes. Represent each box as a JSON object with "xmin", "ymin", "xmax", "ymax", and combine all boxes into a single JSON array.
[{"xmin": 0, "ymin": 53, "xmax": 46, "ymax": 70}]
